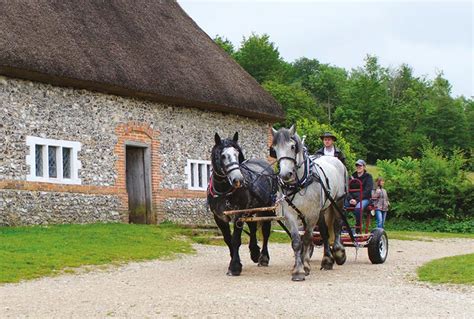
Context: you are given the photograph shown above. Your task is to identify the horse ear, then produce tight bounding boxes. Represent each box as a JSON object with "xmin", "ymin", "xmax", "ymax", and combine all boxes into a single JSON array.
[
  {"xmin": 214, "ymin": 133, "xmax": 221, "ymax": 145},
  {"xmin": 238, "ymin": 152, "xmax": 245, "ymax": 164},
  {"xmin": 272, "ymin": 127, "xmax": 277, "ymax": 137},
  {"xmin": 289, "ymin": 124, "xmax": 296, "ymax": 136},
  {"xmin": 233, "ymin": 132, "xmax": 238, "ymax": 142}
]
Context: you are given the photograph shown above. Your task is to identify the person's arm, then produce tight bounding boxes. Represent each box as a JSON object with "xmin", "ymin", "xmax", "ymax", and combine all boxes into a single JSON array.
[
  {"xmin": 363, "ymin": 174, "xmax": 374, "ymax": 199},
  {"xmin": 372, "ymin": 188, "xmax": 381, "ymax": 198},
  {"xmin": 338, "ymin": 150, "xmax": 346, "ymax": 165}
]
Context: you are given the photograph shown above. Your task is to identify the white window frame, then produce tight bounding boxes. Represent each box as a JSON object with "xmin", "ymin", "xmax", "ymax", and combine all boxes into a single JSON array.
[
  {"xmin": 185, "ymin": 159, "xmax": 212, "ymax": 191},
  {"xmin": 26, "ymin": 136, "xmax": 82, "ymax": 184}
]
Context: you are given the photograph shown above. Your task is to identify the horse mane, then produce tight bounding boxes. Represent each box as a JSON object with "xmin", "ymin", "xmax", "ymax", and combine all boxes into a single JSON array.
[
  {"xmin": 272, "ymin": 127, "xmax": 303, "ymax": 154},
  {"xmin": 211, "ymin": 139, "xmax": 246, "ymax": 175}
]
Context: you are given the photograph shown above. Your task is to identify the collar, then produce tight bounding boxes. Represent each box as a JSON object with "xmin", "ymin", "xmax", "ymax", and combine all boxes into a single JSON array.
[{"xmin": 208, "ymin": 174, "xmax": 236, "ymax": 198}]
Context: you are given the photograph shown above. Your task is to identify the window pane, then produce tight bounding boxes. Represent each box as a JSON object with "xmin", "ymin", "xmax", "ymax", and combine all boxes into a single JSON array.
[
  {"xmin": 198, "ymin": 164, "xmax": 203, "ymax": 187},
  {"xmin": 35, "ymin": 145, "xmax": 43, "ymax": 177},
  {"xmin": 62, "ymin": 147, "xmax": 71, "ymax": 178},
  {"xmin": 190, "ymin": 163, "xmax": 195, "ymax": 187},
  {"xmin": 48, "ymin": 146, "xmax": 57, "ymax": 178}
]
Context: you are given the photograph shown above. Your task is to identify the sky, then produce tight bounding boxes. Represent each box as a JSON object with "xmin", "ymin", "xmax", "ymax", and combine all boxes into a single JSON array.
[{"xmin": 179, "ymin": 0, "xmax": 473, "ymax": 98}]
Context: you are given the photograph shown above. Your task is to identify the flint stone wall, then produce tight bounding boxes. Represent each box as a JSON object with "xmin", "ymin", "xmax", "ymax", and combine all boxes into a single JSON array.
[
  {"xmin": 0, "ymin": 190, "xmax": 122, "ymax": 226},
  {"xmin": 0, "ymin": 76, "xmax": 271, "ymax": 225},
  {"xmin": 163, "ymin": 198, "xmax": 210, "ymax": 225}
]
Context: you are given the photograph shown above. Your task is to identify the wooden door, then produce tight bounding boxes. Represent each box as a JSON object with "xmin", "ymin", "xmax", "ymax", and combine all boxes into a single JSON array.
[{"xmin": 126, "ymin": 146, "xmax": 148, "ymax": 224}]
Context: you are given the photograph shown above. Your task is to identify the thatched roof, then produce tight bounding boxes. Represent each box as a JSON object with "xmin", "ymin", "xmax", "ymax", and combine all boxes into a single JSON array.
[{"xmin": 0, "ymin": 0, "xmax": 284, "ymax": 121}]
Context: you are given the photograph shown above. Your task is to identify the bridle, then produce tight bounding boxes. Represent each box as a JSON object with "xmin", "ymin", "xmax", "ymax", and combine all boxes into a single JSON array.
[
  {"xmin": 271, "ymin": 138, "xmax": 305, "ymax": 187},
  {"xmin": 209, "ymin": 147, "xmax": 243, "ymax": 197},
  {"xmin": 213, "ymin": 160, "xmax": 240, "ymax": 179}
]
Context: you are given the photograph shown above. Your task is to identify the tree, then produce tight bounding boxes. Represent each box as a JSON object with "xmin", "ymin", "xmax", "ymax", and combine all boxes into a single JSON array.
[
  {"xmin": 234, "ymin": 33, "xmax": 286, "ymax": 83},
  {"xmin": 292, "ymin": 57, "xmax": 320, "ymax": 87},
  {"xmin": 305, "ymin": 64, "xmax": 347, "ymax": 124},
  {"xmin": 262, "ymin": 81, "xmax": 324, "ymax": 127},
  {"xmin": 333, "ymin": 55, "xmax": 403, "ymax": 162},
  {"xmin": 213, "ymin": 35, "xmax": 235, "ymax": 56}
]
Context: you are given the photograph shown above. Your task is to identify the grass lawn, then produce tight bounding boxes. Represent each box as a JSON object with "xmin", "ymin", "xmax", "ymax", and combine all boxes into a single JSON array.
[
  {"xmin": 0, "ymin": 223, "xmax": 195, "ymax": 283},
  {"xmin": 2, "ymin": 222, "xmax": 472, "ymax": 284},
  {"xmin": 387, "ymin": 230, "xmax": 474, "ymax": 241},
  {"xmin": 417, "ymin": 253, "xmax": 474, "ymax": 285}
]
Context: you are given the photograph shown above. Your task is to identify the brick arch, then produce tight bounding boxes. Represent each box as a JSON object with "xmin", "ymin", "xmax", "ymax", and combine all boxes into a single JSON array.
[{"xmin": 114, "ymin": 122, "xmax": 162, "ymax": 222}]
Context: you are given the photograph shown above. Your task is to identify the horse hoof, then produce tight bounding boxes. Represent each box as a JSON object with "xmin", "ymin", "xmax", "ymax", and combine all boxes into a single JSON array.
[
  {"xmin": 333, "ymin": 247, "xmax": 347, "ymax": 266},
  {"xmin": 258, "ymin": 255, "xmax": 269, "ymax": 267},
  {"xmin": 227, "ymin": 269, "xmax": 241, "ymax": 276},
  {"xmin": 334, "ymin": 252, "xmax": 346, "ymax": 266},
  {"xmin": 227, "ymin": 261, "xmax": 242, "ymax": 276},
  {"xmin": 250, "ymin": 246, "xmax": 261, "ymax": 263},
  {"xmin": 292, "ymin": 273, "xmax": 306, "ymax": 281},
  {"xmin": 321, "ymin": 256, "xmax": 334, "ymax": 270},
  {"xmin": 304, "ymin": 267, "xmax": 310, "ymax": 276}
]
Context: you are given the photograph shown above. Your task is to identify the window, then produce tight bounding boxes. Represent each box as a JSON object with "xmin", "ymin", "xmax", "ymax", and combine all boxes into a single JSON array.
[
  {"xmin": 26, "ymin": 136, "xmax": 82, "ymax": 184},
  {"xmin": 185, "ymin": 159, "xmax": 212, "ymax": 190}
]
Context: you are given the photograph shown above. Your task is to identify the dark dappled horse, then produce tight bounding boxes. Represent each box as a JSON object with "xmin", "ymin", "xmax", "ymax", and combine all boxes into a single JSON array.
[
  {"xmin": 271, "ymin": 125, "xmax": 348, "ymax": 281},
  {"xmin": 207, "ymin": 132, "xmax": 278, "ymax": 276}
]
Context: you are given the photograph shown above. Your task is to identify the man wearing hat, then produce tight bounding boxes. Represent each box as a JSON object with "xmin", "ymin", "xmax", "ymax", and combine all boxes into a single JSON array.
[{"xmin": 314, "ymin": 132, "xmax": 346, "ymax": 165}]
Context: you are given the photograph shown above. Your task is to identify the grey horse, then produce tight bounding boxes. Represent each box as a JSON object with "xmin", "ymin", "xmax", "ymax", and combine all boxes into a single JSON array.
[{"xmin": 271, "ymin": 125, "xmax": 348, "ymax": 281}]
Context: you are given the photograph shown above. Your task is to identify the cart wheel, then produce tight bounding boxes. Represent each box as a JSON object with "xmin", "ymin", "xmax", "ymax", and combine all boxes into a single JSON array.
[{"xmin": 368, "ymin": 228, "xmax": 388, "ymax": 264}]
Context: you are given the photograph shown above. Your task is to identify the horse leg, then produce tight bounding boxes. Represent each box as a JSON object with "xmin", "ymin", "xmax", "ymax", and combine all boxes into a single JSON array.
[
  {"xmin": 228, "ymin": 222, "xmax": 243, "ymax": 276},
  {"xmin": 247, "ymin": 221, "xmax": 261, "ymax": 263},
  {"xmin": 319, "ymin": 212, "xmax": 335, "ymax": 270},
  {"xmin": 258, "ymin": 220, "xmax": 271, "ymax": 267},
  {"xmin": 213, "ymin": 214, "xmax": 233, "ymax": 258},
  {"xmin": 301, "ymin": 218, "xmax": 316, "ymax": 276},
  {"xmin": 330, "ymin": 202, "xmax": 347, "ymax": 265},
  {"xmin": 285, "ymin": 212, "xmax": 305, "ymax": 281}
]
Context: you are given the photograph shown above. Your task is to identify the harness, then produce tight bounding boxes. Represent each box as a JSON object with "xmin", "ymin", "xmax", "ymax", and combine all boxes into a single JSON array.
[
  {"xmin": 208, "ymin": 174, "xmax": 237, "ymax": 198},
  {"xmin": 208, "ymin": 160, "xmax": 240, "ymax": 198},
  {"xmin": 278, "ymin": 148, "xmax": 358, "ymax": 246}
]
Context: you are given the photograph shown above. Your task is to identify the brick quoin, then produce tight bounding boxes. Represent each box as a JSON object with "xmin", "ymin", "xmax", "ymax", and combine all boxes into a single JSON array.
[{"xmin": 115, "ymin": 122, "xmax": 206, "ymax": 223}]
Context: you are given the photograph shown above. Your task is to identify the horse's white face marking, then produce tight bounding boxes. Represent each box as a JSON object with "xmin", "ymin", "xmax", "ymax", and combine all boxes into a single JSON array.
[
  {"xmin": 274, "ymin": 138, "xmax": 298, "ymax": 183},
  {"xmin": 221, "ymin": 147, "xmax": 243, "ymax": 187}
]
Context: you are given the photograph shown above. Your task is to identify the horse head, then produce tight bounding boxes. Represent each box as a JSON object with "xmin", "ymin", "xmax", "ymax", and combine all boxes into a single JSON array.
[
  {"xmin": 211, "ymin": 132, "xmax": 245, "ymax": 188},
  {"xmin": 271, "ymin": 124, "xmax": 304, "ymax": 184}
]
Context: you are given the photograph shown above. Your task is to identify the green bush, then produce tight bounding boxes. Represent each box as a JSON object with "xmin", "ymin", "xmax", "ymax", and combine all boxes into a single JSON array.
[
  {"xmin": 385, "ymin": 218, "xmax": 474, "ymax": 233},
  {"xmin": 377, "ymin": 144, "xmax": 473, "ymax": 221},
  {"xmin": 296, "ymin": 118, "xmax": 356, "ymax": 168}
]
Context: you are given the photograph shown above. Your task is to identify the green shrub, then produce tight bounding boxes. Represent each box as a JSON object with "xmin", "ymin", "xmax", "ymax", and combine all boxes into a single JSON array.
[
  {"xmin": 385, "ymin": 218, "xmax": 474, "ymax": 233},
  {"xmin": 377, "ymin": 144, "xmax": 473, "ymax": 221},
  {"xmin": 296, "ymin": 118, "xmax": 356, "ymax": 168}
]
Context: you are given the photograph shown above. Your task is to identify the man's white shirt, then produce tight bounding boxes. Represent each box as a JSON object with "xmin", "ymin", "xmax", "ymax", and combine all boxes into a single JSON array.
[{"xmin": 324, "ymin": 147, "xmax": 335, "ymax": 156}]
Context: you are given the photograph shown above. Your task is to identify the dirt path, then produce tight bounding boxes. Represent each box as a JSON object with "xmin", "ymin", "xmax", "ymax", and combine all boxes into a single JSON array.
[{"xmin": 1, "ymin": 238, "xmax": 473, "ymax": 318}]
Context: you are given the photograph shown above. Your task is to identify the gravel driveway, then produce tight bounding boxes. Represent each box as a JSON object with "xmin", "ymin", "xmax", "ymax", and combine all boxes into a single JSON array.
[{"xmin": 1, "ymin": 238, "xmax": 473, "ymax": 318}]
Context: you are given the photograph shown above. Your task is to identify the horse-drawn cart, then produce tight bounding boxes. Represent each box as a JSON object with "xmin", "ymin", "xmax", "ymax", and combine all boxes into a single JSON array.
[
  {"xmin": 311, "ymin": 178, "xmax": 388, "ymax": 264},
  {"xmin": 224, "ymin": 177, "xmax": 389, "ymax": 265}
]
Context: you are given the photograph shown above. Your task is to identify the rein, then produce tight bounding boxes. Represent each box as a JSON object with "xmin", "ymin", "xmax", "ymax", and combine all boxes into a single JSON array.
[{"xmin": 277, "ymin": 148, "xmax": 359, "ymax": 247}]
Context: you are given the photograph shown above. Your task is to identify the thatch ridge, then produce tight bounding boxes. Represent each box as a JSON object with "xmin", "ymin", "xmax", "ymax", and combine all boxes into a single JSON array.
[{"xmin": 0, "ymin": 0, "xmax": 284, "ymax": 121}]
